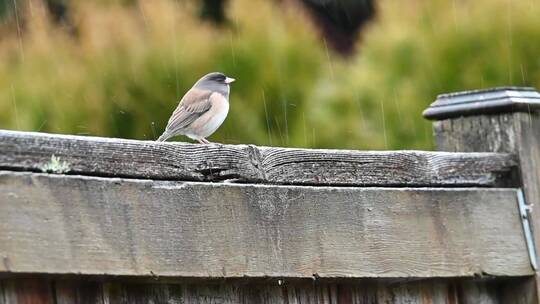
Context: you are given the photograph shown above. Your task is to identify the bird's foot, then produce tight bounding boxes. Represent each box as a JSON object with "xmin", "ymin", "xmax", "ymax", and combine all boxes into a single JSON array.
[{"xmin": 198, "ymin": 138, "xmax": 211, "ymax": 144}]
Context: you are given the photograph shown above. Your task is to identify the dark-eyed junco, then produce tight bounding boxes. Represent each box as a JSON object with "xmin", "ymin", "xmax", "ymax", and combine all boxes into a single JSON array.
[{"xmin": 157, "ymin": 72, "xmax": 235, "ymax": 143}]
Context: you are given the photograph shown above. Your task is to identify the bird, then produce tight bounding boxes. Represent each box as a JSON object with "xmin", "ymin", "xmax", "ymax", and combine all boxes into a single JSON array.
[{"xmin": 156, "ymin": 72, "xmax": 235, "ymax": 143}]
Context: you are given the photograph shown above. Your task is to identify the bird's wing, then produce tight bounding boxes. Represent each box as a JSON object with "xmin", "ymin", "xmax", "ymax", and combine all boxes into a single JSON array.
[{"xmin": 164, "ymin": 88, "xmax": 213, "ymax": 134}]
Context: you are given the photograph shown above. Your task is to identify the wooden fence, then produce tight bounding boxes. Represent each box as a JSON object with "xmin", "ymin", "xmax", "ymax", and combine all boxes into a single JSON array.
[{"xmin": 0, "ymin": 87, "xmax": 539, "ymax": 303}]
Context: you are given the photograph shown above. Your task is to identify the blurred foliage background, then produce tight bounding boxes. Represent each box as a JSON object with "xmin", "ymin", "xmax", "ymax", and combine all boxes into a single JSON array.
[{"xmin": 0, "ymin": 0, "xmax": 539, "ymax": 149}]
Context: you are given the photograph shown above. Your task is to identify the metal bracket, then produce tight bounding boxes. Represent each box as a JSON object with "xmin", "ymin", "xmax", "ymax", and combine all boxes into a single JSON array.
[{"xmin": 517, "ymin": 189, "xmax": 538, "ymax": 270}]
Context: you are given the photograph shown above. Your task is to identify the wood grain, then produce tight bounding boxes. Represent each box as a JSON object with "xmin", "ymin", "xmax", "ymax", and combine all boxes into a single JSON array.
[
  {"xmin": 0, "ymin": 279, "xmax": 54, "ymax": 304},
  {"xmin": 434, "ymin": 112, "xmax": 540, "ymax": 303},
  {"xmin": 0, "ymin": 171, "xmax": 531, "ymax": 278},
  {"xmin": 0, "ymin": 278, "xmax": 523, "ymax": 304},
  {"xmin": 0, "ymin": 129, "xmax": 517, "ymax": 187},
  {"xmin": 101, "ymin": 280, "xmax": 453, "ymax": 304},
  {"xmin": 55, "ymin": 280, "xmax": 103, "ymax": 304}
]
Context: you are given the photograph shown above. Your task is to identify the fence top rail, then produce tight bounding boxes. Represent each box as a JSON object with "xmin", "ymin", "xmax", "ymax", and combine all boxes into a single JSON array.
[{"xmin": 0, "ymin": 129, "xmax": 516, "ymax": 187}]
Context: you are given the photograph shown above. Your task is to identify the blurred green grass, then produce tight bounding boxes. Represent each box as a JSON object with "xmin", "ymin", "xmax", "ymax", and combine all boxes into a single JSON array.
[{"xmin": 1, "ymin": 0, "xmax": 539, "ymax": 149}]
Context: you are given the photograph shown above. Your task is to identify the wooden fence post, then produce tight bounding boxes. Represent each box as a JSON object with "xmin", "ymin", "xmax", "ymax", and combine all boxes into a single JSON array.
[{"xmin": 424, "ymin": 86, "xmax": 540, "ymax": 303}]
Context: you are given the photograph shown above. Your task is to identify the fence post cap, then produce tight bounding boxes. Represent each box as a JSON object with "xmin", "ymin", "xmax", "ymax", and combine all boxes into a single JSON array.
[{"xmin": 423, "ymin": 86, "xmax": 540, "ymax": 120}]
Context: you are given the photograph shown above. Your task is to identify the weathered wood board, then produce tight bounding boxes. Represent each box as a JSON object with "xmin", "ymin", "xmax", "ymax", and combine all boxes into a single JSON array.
[
  {"xmin": 425, "ymin": 87, "xmax": 540, "ymax": 303},
  {"xmin": 0, "ymin": 129, "xmax": 516, "ymax": 186},
  {"xmin": 0, "ymin": 277, "xmax": 535, "ymax": 304},
  {"xmin": 434, "ymin": 112, "xmax": 540, "ymax": 303},
  {"xmin": 0, "ymin": 171, "xmax": 531, "ymax": 278}
]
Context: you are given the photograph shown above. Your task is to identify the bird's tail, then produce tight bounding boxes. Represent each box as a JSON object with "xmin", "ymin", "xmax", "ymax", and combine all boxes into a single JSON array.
[{"xmin": 156, "ymin": 132, "xmax": 170, "ymax": 142}]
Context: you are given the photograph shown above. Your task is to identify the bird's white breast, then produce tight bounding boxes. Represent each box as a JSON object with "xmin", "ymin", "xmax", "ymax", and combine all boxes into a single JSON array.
[
  {"xmin": 203, "ymin": 99, "xmax": 229, "ymax": 137},
  {"xmin": 185, "ymin": 93, "xmax": 229, "ymax": 139}
]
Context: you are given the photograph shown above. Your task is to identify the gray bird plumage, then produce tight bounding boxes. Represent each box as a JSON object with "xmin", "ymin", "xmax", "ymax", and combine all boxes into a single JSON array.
[{"xmin": 157, "ymin": 72, "xmax": 235, "ymax": 143}]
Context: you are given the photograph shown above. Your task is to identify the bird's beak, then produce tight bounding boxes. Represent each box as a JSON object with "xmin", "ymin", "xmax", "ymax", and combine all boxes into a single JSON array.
[{"xmin": 225, "ymin": 77, "xmax": 236, "ymax": 84}]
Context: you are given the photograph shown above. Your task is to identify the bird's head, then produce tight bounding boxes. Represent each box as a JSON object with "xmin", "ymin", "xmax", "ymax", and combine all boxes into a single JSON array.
[{"xmin": 197, "ymin": 72, "xmax": 235, "ymax": 87}]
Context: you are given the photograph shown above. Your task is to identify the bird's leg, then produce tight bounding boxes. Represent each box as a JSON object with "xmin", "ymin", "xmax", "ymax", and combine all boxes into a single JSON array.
[
  {"xmin": 200, "ymin": 138, "xmax": 211, "ymax": 144},
  {"xmin": 197, "ymin": 138, "xmax": 206, "ymax": 144}
]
